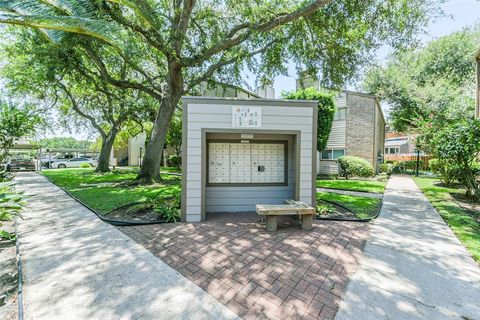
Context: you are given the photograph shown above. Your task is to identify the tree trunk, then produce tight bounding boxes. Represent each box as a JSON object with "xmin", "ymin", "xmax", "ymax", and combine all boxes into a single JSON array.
[
  {"xmin": 95, "ymin": 128, "xmax": 118, "ymax": 173},
  {"xmin": 137, "ymin": 98, "xmax": 178, "ymax": 183},
  {"xmin": 136, "ymin": 62, "xmax": 183, "ymax": 183}
]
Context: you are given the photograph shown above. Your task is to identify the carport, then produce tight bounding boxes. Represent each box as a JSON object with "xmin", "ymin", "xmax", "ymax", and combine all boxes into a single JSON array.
[{"xmin": 5, "ymin": 142, "xmax": 42, "ymax": 171}]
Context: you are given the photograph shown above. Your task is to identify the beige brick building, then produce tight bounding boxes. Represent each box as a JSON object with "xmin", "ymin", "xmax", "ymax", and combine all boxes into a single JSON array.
[{"xmin": 296, "ymin": 77, "xmax": 386, "ymax": 175}]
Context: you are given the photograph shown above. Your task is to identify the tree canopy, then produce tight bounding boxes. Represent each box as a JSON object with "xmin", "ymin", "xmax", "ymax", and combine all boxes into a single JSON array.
[
  {"xmin": 364, "ymin": 25, "xmax": 480, "ymax": 132},
  {"xmin": 38, "ymin": 137, "xmax": 93, "ymax": 149},
  {"xmin": 0, "ymin": 101, "xmax": 42, "ymax": 163},
  {"xmin": 0, "ymin": 0, "xmax": 445, "ymax": 182},
  {"xmin": 283, "ymin": 88, "xmax": 336, "ymax": 151},
  {"xmin": 0, "ymin": 29, "xmax": 156, "ymax": 172}
]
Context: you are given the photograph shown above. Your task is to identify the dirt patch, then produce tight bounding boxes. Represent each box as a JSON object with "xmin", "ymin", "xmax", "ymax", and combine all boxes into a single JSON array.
[
  {"xmin": 104, "ymin": 203, "xmax": 166, "ymax": 222},
  {"xmin": 450, "ymin": 193, "xmax": 480, "ymax": 222},
  {"xmin": 80, "ymin": 182, "xmax": 118, "ymax": 187},
  {"xmin": 0, "ymin": 220, "xmax": 18, "ymax": 320}
]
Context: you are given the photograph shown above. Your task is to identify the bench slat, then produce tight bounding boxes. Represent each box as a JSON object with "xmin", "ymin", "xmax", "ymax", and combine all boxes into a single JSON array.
[{"xmin": 256, "ymin": 201, "xmax": 315, "ymax": 216}]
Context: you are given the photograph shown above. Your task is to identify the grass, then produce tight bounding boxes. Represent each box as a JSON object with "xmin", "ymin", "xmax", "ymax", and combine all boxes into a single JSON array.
[
  {"xmin": 413, "ymin": 176, "xmax": 480, "ymax": 262},
  {"xmin": 317, "ymin": 192, "xmax": 381, "ymax": 220},
  {"xmin": 160, "ymin": 166, "xmax": 181, "ymax": 173},
  {"xmin": 316, "ymin": 179, "xmax": 387, "ymax": 194},
  {"xmin": 42, "ymin": 168, "xmax": 181, "ymax": 214}
]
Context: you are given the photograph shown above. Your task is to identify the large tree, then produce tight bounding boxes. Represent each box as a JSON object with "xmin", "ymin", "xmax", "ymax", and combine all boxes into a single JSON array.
[
  {"xmin": 0, "ymin": 30, "xmax": 155, "ymax": 172},
  {"xmin": 364, "ymin": 26, "xmax": 480, "ymax": 132},
  {"xmin": 0, "ymin": 101, "xmax": 42, "ymax": 163},
  {"xmin": 0, "ymin": 0, "xmax": 444, "ymax": 182}
]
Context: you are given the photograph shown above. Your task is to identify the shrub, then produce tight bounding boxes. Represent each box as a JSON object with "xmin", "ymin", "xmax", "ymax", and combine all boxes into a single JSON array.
[
  {"xmin": 376, "ymin": 172, "xmax": 389, "ymax": 182},
  {"xmin": 433, "ymin": 119, "xmax": 480, "ymax": 199},
  {"xmin": 379, "ymin": 163, "xmax": 393, "ymax": 175},
  {"xmin": 429, "ymin": 158, "xmax": 457, "ymax": 187},
  {"xmin": 167, "ymin": 155, "xmax": 182, "ymax": 168},
  {"xmin": 400, "ymin": 160, "xmax": 424, "ymax": 172},
  {"xmin": 79, "ymin": 162, "xmax": 91, "ymax": 168},
  {"xmin": 283, "ymin": 88, "xmax": 336, "ymax": 151},
  {"xmin": 316, "ymin": 203, "xmax": 334, "ymax": 216},
  {"xmin": 390, "ymin": 160, "xmax": 424, "ymax": 175},
  {"xmin": 337, "ymin": 156, "xmax": 374, "ymax": 179},
  {"xmin": 144, "ymin": 192, "xmax": 181, "ymax": 222}
]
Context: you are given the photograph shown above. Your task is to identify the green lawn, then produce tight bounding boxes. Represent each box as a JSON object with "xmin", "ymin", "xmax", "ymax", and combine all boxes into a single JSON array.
[
  {"xmin": 414, "ymin": 176, "xmax": 480, "ymax": 262},
  {"xmin": 42, "ymin": 168, "xmax": 181, "ymax": 214},
  {"xmin": 160, "ymin": 166, "xmax": 181, "ymax": 173},
  {"xmin": 317, "ymin": 192, "xmax": 382, "ymax": 220},
  {"xmin": 316, "ymin": 179, "xmax": 387, "ymax": 194}
]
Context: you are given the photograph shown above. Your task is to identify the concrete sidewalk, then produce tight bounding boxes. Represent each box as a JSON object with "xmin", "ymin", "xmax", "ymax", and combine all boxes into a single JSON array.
[
  {"xmin": 335, "ymin": 175, "xmax": 480, "ymax": 320},
  {"xmin": 15, "ymin": 173, "xmax": 239, "ymax": 320}
]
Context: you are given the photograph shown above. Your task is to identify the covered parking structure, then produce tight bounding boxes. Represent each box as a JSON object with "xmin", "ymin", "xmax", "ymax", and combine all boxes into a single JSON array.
[
  {"xmin": 4, "ymin": 142, "xmax": 42, "ymax": 171},
  {"xmin": 41, "ymin": 148, "xmax": 100, "ymax": 168}
]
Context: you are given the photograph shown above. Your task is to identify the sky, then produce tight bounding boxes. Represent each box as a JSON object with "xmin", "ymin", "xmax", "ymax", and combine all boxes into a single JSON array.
[{"xmin": 10, "ymin": 0, "xmax": 480, "ymax": 140}]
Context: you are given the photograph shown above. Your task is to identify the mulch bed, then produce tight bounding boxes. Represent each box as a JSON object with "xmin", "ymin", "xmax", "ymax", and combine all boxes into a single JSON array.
[
  {"xmin": 104, "ymin": 203, "xmax": 165, "ymax": 222},
  {"xmin": 317, "ymin": 201, "xmax": 355, "ymax": 220}
]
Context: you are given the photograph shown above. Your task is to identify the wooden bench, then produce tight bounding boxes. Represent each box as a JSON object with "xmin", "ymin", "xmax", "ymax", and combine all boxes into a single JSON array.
[{"xmin": 256, "ymin": 200, "xmax": 315, "ymax": 232}]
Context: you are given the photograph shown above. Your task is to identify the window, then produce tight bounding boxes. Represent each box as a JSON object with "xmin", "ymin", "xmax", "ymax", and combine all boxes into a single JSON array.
[
  {"xmin": 384, "ymin": 147, "xmax": 400, "ymax": 155},
  {"xmin": 333, "ymin": 108, "xmax": 346, "ymax": 121},
  {"xmin": 321, "ymin": 150, "xmax": 332, "ymax": 160},
  {"xmin": 321, "ymin": 149, "xmax": 345, "ymax": 160}
]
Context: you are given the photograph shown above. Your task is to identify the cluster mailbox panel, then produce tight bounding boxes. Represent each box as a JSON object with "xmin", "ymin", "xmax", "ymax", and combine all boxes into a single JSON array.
[{"xmin": 208, "ymin": 141, "xmax": 286, "ymax": 185}]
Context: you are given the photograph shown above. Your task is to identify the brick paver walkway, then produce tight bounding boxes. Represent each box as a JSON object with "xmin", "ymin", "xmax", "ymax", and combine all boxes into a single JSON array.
[{"xmin": 120, "ymin": 214, "xmax": 370, "ymax": 319}]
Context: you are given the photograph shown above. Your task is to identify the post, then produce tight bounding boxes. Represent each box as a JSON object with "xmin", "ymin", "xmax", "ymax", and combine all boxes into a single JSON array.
[
  {"xmin": 265, "ymin": 215, "xmax": 278, "ymax": 232},
  {"xmin": 415, "ymin": 148, "xmax": 420, "ymax": 177},
  {"xmin": 139, "ymin": 147, "xmax": 143, "ymax": 168},
  {"xmin": 38, "ymin": 147, "xmax": 42, "ymax": 172}
]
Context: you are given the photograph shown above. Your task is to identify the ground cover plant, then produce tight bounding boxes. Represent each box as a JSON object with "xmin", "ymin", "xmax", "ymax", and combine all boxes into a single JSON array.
[
  {"xmin": 42, "ymin": 168, "xmax": 181, "ymax": 221},
  {"xmin": 317, "ymin": 192, "xmax": 381, "ymax": 220},
  {"xmin": 414, "ymin": 176, "xmax": 480, "ymax": 262},
  {"xmin": 316, "ymin": 178, "xmax": 386, "ymax": 194}
]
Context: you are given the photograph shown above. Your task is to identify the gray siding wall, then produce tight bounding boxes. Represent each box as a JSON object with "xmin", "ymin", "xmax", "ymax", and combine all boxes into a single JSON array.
[
  {"xmin": 206, "ymin": 135, "xmax": 294, "ymax": 212},
  {"xmin": 318, "ymin": 92, "xmax": 347, "ymax": 175},
  {"xmin": 184, "ymin": 100, "xmax": 315, "ymax": 222}
]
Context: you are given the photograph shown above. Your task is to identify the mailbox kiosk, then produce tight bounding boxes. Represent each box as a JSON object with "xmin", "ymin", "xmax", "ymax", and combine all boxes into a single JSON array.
[{"xmin": 181, "ymin": 97, "xmax": 318, "ymax": 222}]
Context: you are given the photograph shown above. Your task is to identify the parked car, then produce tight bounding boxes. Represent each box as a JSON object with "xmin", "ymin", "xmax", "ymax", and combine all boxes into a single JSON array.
[
  {"xmin": 50, "ymin": 157, "xmax": 97, "ymax": 169},
  {"xmin": 42, "ymin": 154, "xmax": 74, "ymax": 168},
  {"xmin": 6, "ymin": 158, "xmax": 36, "ymax": 172}
]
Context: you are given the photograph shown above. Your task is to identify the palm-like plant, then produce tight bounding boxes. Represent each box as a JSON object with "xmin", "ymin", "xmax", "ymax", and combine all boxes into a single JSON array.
[
  {"xmin": 0, "ymin": 179, "xmax": 23, "ymax": 240},
  {"xmin": 0, "ymin": 0, "xmax": 124, "ymax": 47}
]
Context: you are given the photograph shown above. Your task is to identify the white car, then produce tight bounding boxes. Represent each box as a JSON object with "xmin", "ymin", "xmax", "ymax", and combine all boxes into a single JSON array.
[{"xmin": 50, "ymin": 157, "xmax": 97, "ymax": 169}]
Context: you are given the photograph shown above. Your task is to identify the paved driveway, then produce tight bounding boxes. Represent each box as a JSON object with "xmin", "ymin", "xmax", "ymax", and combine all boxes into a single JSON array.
[{"xmin": 120, "ymin": 213, "xmax": 370, "ymax": 319}]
